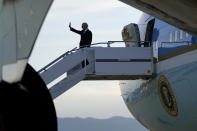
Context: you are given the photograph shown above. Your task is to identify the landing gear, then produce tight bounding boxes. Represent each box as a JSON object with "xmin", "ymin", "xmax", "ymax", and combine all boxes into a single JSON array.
[{"xmin": 0, "ymin": 64, "xmax": 57, "ymax": 131}]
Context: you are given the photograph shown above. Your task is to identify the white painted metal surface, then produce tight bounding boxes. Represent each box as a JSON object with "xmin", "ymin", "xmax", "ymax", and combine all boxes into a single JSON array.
[
  {"xmin": 2, "ymin": 59, "xmax": 27, "ymax": 83},
  {"xmin": 49, "ymin": 64, "xmax": 94, "ymax": 99},
  {"xmin": 39, "ymin": 47, "xmax": 154, "ymax": 99},
  {"xmin": 94, "ymin": 47, "xmax": 153, "ymax": 75},
  {"xmin": 94, "ymin": 47, "xmax": 152, "ymax": 59},
  {"xmin": 157, "ymin": 49, "xmax": 197, "ymax": 73},
  {"xmin": 95, "ymin": 62, "xmax": 152, "ymax": 75},
  {"xmin": 40, "ymin": 49, "xmax": 85, "ymax": 85},
  {"xmin": 0, "ymin": 0, "xmax": 53, "ymax": 83}
]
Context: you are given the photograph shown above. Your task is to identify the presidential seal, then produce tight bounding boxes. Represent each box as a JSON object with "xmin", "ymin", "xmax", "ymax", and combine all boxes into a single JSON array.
[{"xmin": 158, "ymin": 75, "xmax": 178, "ymax": 117}]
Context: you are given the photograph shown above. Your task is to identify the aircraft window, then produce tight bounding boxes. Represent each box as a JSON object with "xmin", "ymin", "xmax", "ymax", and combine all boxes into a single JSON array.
[
  {"xmin": 175, "ymin": 31, "xmax": 178, "ymax": 42},
  {"xmin": 180, "ymin": 30, "xmax": 183, "ymax": 40},
  {"xmin": 186, "ymin": 32, "xmax": 189, "ymax": 38},
  {"xmin": 169, "ymin": 32, "xmax": 172, "ymax": 42},
  {"xmin": 153, "ymin": 40, "xmax": 158, "ymax": 58}
]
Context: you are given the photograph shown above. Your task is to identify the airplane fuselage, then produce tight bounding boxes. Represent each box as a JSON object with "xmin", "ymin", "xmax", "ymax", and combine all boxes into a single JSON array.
[{"xmin": 120, "ymin": 13, "xmax": 197, "ymax": 131}]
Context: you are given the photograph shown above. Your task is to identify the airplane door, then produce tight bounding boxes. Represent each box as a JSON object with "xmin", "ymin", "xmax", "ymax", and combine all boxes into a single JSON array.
[{"xmin": 144, "ymin": 19, "xmax": 155, "ymax": 47}]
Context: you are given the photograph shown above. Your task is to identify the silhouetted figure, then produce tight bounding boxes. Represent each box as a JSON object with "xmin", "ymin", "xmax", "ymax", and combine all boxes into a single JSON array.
[
  {"xmin": 69, "ymin": 22, "xmax": 92, "ymax": 68},
  {"xmin": 69, "ymin": 22, "xmax": 92, "ymax": 48}
]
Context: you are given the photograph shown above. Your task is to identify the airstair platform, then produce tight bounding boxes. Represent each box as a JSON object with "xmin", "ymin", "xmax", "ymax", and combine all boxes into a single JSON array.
[{"xmin": 38, "ymin": 47, "xmax": 154, "ymax": 99}]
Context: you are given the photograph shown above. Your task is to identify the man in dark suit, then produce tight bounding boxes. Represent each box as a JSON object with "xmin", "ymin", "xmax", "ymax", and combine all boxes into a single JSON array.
[{"xmin": 69, "ymin": 22, "xmax": 92, "ymax": 48}]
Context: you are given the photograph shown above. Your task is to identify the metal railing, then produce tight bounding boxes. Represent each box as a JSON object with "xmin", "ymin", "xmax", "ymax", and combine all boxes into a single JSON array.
[
  {"xmin": 38, "ymin": 47, "xmax": 78, "ymax": 73},
  {"xmin": 38, "ymin": 40, "xmax": 151, "ymax": 73},
  {"xmin": 91, "ymin": 40, "xmax": 152, "ymax": 47}
]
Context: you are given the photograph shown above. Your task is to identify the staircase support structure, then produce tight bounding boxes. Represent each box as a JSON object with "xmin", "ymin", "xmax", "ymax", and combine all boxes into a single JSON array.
[{"xmin": 39, "ymin": 47, "xmax": 154, "ymax": 99}]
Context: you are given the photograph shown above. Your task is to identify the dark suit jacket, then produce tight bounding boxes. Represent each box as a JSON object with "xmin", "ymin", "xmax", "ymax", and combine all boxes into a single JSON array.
[{"xmin": 70, "ymin": 27, "xmax": 92, "ymax": 48}]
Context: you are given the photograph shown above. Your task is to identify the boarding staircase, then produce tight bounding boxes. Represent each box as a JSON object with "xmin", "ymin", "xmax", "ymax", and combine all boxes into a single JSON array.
[{"xmin": 39, "ymin": 45, "xmax": 154, "ymax": 99}]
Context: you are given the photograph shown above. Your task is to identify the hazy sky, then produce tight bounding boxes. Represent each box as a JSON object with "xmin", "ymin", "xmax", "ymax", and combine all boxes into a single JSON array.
[{"xmin": 29, "ymin": 0, "xmax": 142, "ymax": 118}]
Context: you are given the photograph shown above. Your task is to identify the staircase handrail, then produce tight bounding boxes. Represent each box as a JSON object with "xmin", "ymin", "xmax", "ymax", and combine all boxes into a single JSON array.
[
  {"xmin": 38, "ymin": 40, "xmax": 151, "ymax": 73},
  {"xmin": 38, "ymin": 47, "xmax": 78, "ymax": 73}
]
